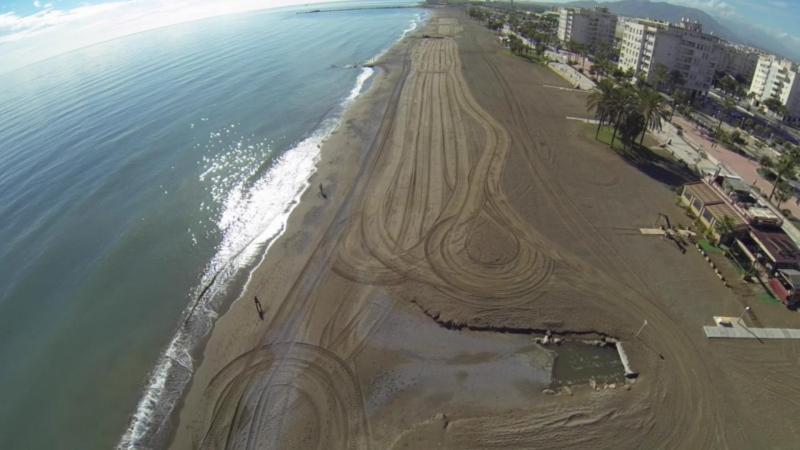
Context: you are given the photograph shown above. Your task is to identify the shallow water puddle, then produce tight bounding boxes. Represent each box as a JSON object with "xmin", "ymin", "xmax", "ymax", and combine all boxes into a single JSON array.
[
  {"xmin": 550, "ymin": 342, "xmax": 626, "ymax": 387},
  {"xmin": 360, "ymin": 305, "xmax": 628, "ymax": 418}
]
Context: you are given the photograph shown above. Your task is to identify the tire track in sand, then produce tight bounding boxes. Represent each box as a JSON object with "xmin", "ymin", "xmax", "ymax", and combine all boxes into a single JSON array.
[
  {"xmin": 334, "ymin": 37, "xmax": 554, "ymax": 305},
  {"xmin": 198, "ymin": 343, "xmax": 368, "ymax": 450},
  {"xmin": 475, "ymin": 42, "xmax": 722, "ymax": 448}
]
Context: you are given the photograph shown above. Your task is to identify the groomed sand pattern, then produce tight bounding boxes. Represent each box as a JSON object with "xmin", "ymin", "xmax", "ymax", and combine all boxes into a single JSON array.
[
  {"xmin": 171, "ymin": 12, "xmax": 800, "ymax": 450},
  {"xmin": 198, "ymin": 343, "xmax": 368, "ymax": 450},
  {"xmin": 334, "ymin": 37, "xmax": 554, "ymax": 305}
]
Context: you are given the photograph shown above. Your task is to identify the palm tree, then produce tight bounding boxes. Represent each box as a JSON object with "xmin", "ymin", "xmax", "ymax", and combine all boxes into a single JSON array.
[
  {"xmin": 668, "ymin": 70, "xmax": 686, "ymax": 93},
  {"xmin": 669, "ymin": 90, "xmax": 688, "ymax": 121},
  {"xmin": 587, "ymin": 78, "xmax": 616, "ymax": 138},
  {"xmin": 767, "ymin": 148, "xmax": 800, "ymax": 202},
  {"xmin": 652, "ymin": 64, "xmax": 669, "ymax": 91},
  {"xmin": 608, "ymin": 86, "xmax": 638, "ymax": 148},
  {"xmin": 714, "ymin": 215, "xmax": 738, "ymax": 245},
  {"xmin": 637, "ymin": 87, "xmax": 667, "ymax": 144},
  {"xmin": 763, "ymin": 96, "xmax": 786, "ymax": 117},
  {"xmin": 592, "ymin": 56, "xmax": 611, "ymax": 81},
  {"xmin": 619, "ymin": 109, "xmax": 646, "ymax": 150},
  {"xmin": 718, "ymin": 97, "xmax": 737, "ymax": 132},
  {"xmin": 718, "ymin": 75, "xmax": 739, "ymax": 98},
  {"xmin": 774, "ymin": 180, "xmax": 794, "ymax": 209}
]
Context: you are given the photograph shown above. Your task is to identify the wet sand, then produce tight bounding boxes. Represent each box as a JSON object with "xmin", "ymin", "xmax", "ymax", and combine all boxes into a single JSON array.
[{"xmin": 169, "ymin": 8, "xmax": 800, "ymax": 449}]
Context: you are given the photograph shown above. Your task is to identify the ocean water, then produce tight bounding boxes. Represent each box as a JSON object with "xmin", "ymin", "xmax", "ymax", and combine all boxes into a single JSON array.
[{"xmin": 0, "ymin": 3, "xmax": 425, "ymax": 449}]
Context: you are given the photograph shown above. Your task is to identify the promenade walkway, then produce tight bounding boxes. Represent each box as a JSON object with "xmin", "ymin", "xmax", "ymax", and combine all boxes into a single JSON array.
[{"xmin": 704, "ymin": 325, "xmax": 800, "ymax": 339}]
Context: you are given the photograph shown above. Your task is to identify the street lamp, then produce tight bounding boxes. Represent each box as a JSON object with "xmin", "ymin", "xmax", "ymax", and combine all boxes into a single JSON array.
[
  {"xmin": 635, "ymin": 319, "xmax": 648, "ymax": 338},
  {"xmin": 738, "ymin": 306, "xmax": 752, "ymax": 325}
]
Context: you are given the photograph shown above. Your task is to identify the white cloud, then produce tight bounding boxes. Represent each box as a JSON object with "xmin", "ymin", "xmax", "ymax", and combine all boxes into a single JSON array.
[
  {"xmin": 1, "ymin": 2, "xmax": 127, "ymax": 44},
  {"xmin": 669, "ymin": 0, "xmax": 739, "ymax": 17},
  {"xmin": 0, "ymin": 0, "xmax": 349, "ymax": 73}
]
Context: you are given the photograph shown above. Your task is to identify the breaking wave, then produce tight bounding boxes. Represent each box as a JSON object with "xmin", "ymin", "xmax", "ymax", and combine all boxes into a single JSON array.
[{"xmin": 118, "ymin": 11, "xmax": 427, "ymax": 450}]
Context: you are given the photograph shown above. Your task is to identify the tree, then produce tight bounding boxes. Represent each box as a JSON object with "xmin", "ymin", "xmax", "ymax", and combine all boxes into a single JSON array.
[
  {"xmin": 714, "ymin": 215, "xmax": 738, "ymax": 244},
  {"xmin": 592, "ymin": 56, "xmax": 613, "ymax": 81},
  {"xmin": 612, "ymin": 67, "xmax": 634, "ymax": 84},
  {"xmin": 652, "ymin": 64, "xmax": 669, "ymax": 91},
  {"xmin": 774, "ymin": 180, "xmax": 794, "ymax": 208},
  {"xmin": 487, "ymin": 19, "xmax": 503, "ymax": 31},
  {"xmin": 608, "ymin": 86, "xmax": 638, "ymax": 148},
  {"xmin": 763, "ymin": 96, "xmax": 788, "ymax": 117},
  {"xmin": 669, "ymin": 90, "xmax": 688, "ymax": 121},
  {"xmin": 567, "ymin": 40, "xmax": 587, "ymax": 67},
  {"xmin": 506, "ymin": 34, "xmax": 530, "ymax": 57},
  {"xmin": 637, "ymin": 87, "xmax": 667, "ymax": 144},
  {"xmin": 718, "ymin": 74, "xmax": 739, "ymax": 98},
  {"xmin": 587, "ymin": 78, "xmax": 616, "ymax": 138},
  {"xmin": 668, "ymin": 70, "xmax": 686, "ymax": 93},
  {"xmin": 765, "ymin": 148, "xmax": 800, "ymax": 202},
  {"xmin": 619, "ymin": 109, "xmax": 646, "ymax": 149},
  {"xmin": 718, "ymin": 97, "xmax": 737, "ymax": 132}
]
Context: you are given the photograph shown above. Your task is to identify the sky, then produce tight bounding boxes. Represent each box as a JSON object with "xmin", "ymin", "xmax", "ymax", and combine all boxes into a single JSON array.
[
  {"xmin": 546, "ymin": 0, "xmax": 800, "ymax": 50},
  {"xmin": 0, "ymin": 0, "xmax": 356, "ymax": 73},
  {"xmin": 0, "ymin": 0, "xmax": 798, "ymax": 72}
]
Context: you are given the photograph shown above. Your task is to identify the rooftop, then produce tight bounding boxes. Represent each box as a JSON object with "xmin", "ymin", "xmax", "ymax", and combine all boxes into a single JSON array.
[
  {"xmin": 750, "ymin": 225, "xmax": 800, "ymax": 266},
  {"xmin": 722, "ymin": 177, "xmax": 751, "ymax": 194},
  {"xmin": 778, "ymin": 268, "xmax": 800, "ymax": 287},
  {"xmin": 685, "ymin": 182, "xmax": 724, "ymax": 204},
  {"xmin": 704, "ymin": 203, "xmax": 747, "ymax": 228}
]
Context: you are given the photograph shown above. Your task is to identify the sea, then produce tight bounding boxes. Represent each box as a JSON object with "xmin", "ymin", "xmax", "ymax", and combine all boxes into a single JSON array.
[{"xmin": 0, "ymin": 3, "xmax": 426, "ymax": 448}]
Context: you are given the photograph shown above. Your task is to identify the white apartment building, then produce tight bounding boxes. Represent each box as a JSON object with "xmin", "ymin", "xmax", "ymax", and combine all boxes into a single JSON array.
[
  {"xmin": 748, "ymin": 55, "xmax": 800, "ymax": 125},
  {"xmin": 718, "ymin": 43, "xmax": 761, "ymax": 83},
  {"xmin": 619, "ymin": 18, "xmax": 722, "ymax": 97},
  {"xmin": 557, "ymin": 7, "xmax": 617, "ymax": 50}
]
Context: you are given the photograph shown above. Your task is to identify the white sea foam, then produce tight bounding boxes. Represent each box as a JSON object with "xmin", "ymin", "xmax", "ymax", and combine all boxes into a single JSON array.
[
  {"xmin": 121, "ymin": 53, "xmax": 362, "ymax": 450},
  {"xmin": 119, "ymin": 11, "xmax": 429, "ymax": 449},
  {"xmin": 365, "ymin": 11, "xmax": 426, "ymax": 66},
  {"xmin": 401, "ymin": 12, "xmax": 421, "ymax": 39},
  {"xmin": 347, "ymin": 67, "xmax": 374, "ymax": 103}
]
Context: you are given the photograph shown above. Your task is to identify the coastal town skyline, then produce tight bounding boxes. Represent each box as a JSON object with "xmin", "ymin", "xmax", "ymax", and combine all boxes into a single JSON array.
[{"xmin": 2, "ymin": 0, "xmax": 799, "ymax": 73}]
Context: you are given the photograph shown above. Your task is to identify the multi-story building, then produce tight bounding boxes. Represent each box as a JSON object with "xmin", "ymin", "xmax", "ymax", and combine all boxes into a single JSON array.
[
  {"xmin": 614, "ymin": 16, "xmax": 634, "ymax": 42},
  {"xmin": 557, "ymin": 7, "xmax": 617, "ymax": 50},
  {"xmin": 618, "ymin": 18, "xmax": 722, "ymax": 97},
  {"xmin": 748, "ymin": 55, "xmax": 800, "ymax": 125},
  {"xmin": 718, "ymin": 43, "xmax": 761, "ymax": 83}
]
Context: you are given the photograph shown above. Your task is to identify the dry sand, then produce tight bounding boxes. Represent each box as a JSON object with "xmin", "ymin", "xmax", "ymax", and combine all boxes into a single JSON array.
[{"xmin": 169, "ymin": 8, "xmax": 800, "ymax": 449}]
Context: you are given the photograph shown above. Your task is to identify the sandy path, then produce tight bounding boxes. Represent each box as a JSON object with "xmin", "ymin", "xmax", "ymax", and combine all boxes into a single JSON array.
[{"xmin": 168, "ymin": 9, "xmax": 800, "ymax": 450}]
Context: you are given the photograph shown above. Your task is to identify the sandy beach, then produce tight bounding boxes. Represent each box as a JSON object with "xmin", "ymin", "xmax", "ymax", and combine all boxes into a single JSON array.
[{"xmin": 168, "ymin": 7, "xmax": 800, "ymax": 449}]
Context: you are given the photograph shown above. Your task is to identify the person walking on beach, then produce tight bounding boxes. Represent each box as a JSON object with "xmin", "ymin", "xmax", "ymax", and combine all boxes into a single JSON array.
[{"xmin": 254, "ymin": 296, "xmax": 265, "ymax": 321}]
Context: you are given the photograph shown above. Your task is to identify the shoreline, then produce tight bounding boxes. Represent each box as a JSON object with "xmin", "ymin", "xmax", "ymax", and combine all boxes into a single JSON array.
[
  {"xmin": 156, "ymin": 15, "xmax": 426, "ymax": 449},
  {"xmin": 141, "ymin": 8, "xmax": 800, "ymax": 449},
  {"xmin": 118, "ymin": 11, "xmax": 427, "ymax": 449}
]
